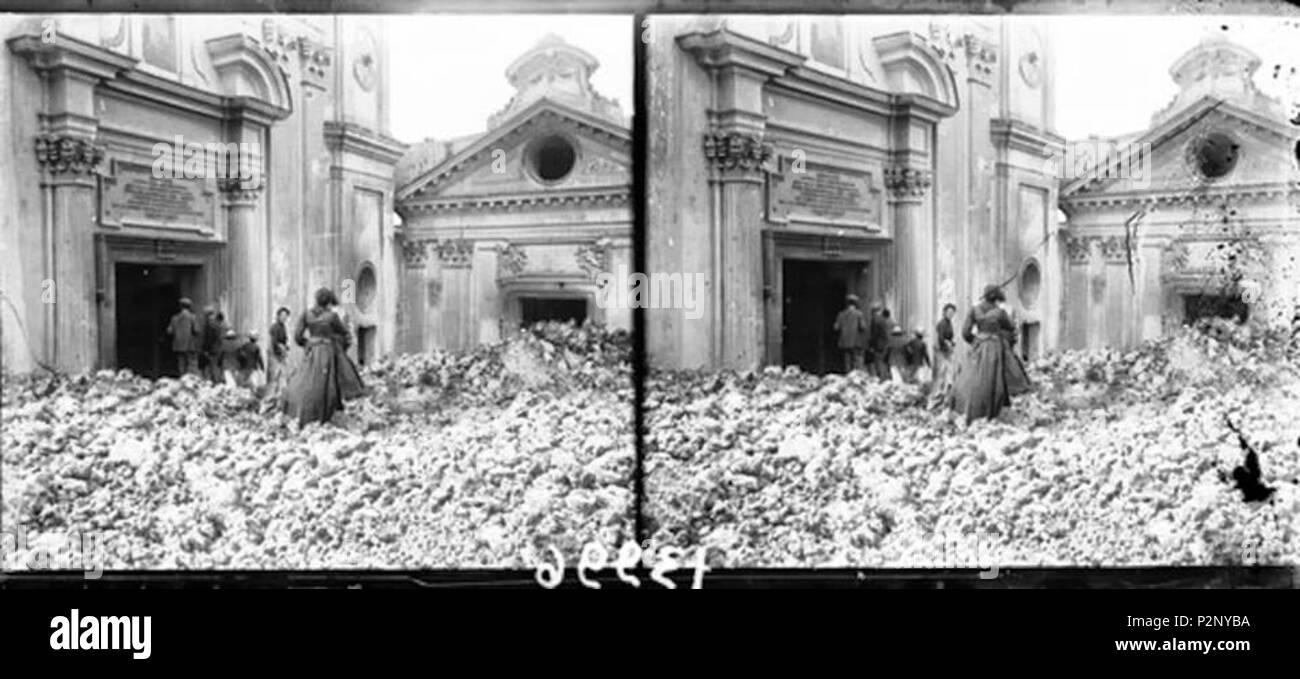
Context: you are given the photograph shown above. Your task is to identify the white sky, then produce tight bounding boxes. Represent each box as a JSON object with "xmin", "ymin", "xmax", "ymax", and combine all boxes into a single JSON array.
[
  {"xmin": 381, "ymin": 15, "xmax": 1298, "ymax": 143},
  {"xmin": 1049, "ymin": 15, "xmax": 1300, "ymax": 139},
  {"xmin": 385, "ymin": 15, "xmax": 632, "ymax": 143}
]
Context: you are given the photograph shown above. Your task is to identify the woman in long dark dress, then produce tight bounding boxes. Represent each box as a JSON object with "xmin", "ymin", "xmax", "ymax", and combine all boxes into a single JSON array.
[
  {"xmin": 948, "ymin": 285, "xmax": 1032, "ymax": 423},
  {"xmin": 281, "ymin": 288, "xmax": 365, "ymax": 426}
]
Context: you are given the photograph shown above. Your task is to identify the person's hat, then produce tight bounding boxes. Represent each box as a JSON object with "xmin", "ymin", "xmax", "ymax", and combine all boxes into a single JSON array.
[
  {"xmin": 224, "ymin": 329, "xmax": 237, "ymax": 339},
  {"xmin": 845, "ymin": 294, "xmax": 860, "ymax": 304},
  {"xmin": 982, "ymin": 284, "xmax": 1003, "ymax": 301},
  {"xmin": 247, "ymin": 329, "xmax": 260, "ymax": 339},
  {"xmin": 178, "ymin": 297, "xmax": 192, "ymax": 308},
  {"xmin": 913, "ymin": 326, "xmax": 925, "ymax": 336},
  {"xmin": 890, "ymin": 323, "xmax": 903, "ymax": 334}
]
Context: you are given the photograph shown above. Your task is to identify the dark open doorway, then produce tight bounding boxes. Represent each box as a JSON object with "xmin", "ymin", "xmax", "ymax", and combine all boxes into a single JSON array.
[
  {"xmin": 115, "ymin": 263, "xmax": 202, "ymax": 378},
  {"xmin": 1184, "ymin": 293, "xmax": 1248, "ymax": 324},
  {"xmin": 782, "ymin": 259, "xmax": 870, "ymax": 375},
  {"xmin": 520, "ymin": 297, "xmax": 588, "ymax": 326}
]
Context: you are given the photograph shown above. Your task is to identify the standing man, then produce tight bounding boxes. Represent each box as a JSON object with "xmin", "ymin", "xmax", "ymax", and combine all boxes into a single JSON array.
[
  {"xmin": 832, "ymin": 294, "xmax": 867, "ymax": 373},
  {"xmin": 930, "ymin": 303, "xmax": 958, "ymax": 408},
  {"xmin": 268, "ymin": 307, "xmax": 292, "ymax": 396},
  {"xmin": 869, "ymin": 306, "xmax": 893, "ymax": 380},
  {"xmin": 165, "ymin": 297, "xmax": 201, "ymax": 376}
]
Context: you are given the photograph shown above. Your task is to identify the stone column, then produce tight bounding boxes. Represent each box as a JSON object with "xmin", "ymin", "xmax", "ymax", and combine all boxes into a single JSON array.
[
  {"xmin": 398, "ymin": 237, "xmax": 428, "ymax": 353},
  {"xmin": 1138, "ymin": 236, "xmax": 1169, "ymax": 343},
  {"xmin": 219, "ymin": 180, "xmax": 265, "ymax": 336},
  {"xmin": 705, "ymin": 130, "xmax": 770, "ymax": 369},
  {"xmin": 884, "ymin": 166, "xmax": 934, "ymax": 332},
  {"xmin": 36, "ymin": 135, "xmax": 104, "ymax": 372},
  {"xmin": 435, "ymin": 238, "xmax": 474, "ymax": 352}
]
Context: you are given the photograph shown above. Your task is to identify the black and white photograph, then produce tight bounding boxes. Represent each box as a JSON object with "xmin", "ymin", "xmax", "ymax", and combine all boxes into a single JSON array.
[
  {"xmin": 0, "ymin": 13, "xmax": 636, "ymax": 570},
  {"xmin": 0, "ymin": 0, "xmax": 1299, "ymax": 663},
  {"xmin": 642, "ymin": 13, "xmax": 1300, "ymax": 569}
]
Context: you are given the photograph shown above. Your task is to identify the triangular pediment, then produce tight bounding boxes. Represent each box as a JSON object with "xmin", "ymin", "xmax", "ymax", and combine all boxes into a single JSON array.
[
  {"xmin": 396, "ymin": 98, "xmax": 630, "ymax": 204},
  {"xmin": 1061, "ymin": 96, "xmax": 1299, "ymax": 200}
]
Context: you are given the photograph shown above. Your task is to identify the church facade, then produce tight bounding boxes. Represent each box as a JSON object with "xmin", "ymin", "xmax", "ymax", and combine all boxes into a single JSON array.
[
  {"xmin": 0, "ymin": 14, "xmax": 405, "ymax": 376},
  {"xmin": 644, "ymin": 16, "xmax": 1064, "ymax": 372},
  {"xmin": 1058, "ymin": 36, "xmax": 1300, "ymax": 350},
  {"xmin": 393, "ymin": 36, "xmax": 632, "ymax": 353}
]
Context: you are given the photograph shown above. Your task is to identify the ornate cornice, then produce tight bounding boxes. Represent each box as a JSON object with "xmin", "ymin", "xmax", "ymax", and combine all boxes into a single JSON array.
[
  {"xmin": 883, "ymin": 166, "xmax": 933, "ymax": 199},
  {"xmin": 35, "ymin": 134, "xmax": 104, "ymax": 175},
  {"xmin": 402, "ymin": 189, "xmax": 630, "ymax": 214},
  {"xmin": 259, "ymin": 19, "xmax": 331, "ymax": 84},
  {"xmin": 324, "ymin": 121, "xmax": 406, "ymax": 166},
  {"xmin": 1061, "ymin": 182, "xmax": 1300, "ymax": 212},
  {"xmin": 704, "ymin": 131, "xmax": 772, "ymax": 173}
]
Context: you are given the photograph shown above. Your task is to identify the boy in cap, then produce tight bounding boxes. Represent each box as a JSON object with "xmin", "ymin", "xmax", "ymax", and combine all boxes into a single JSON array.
[
  {"xmin": 832, "ymin": 294, "xmax": 867, "ymax": 373},
  {"xmin": 901, "ymin": 326, "xmax": 931, "ymax": 384},
  {"xmin": 236, "ymin": 330, "xmax": 265, "ymax": 389}
]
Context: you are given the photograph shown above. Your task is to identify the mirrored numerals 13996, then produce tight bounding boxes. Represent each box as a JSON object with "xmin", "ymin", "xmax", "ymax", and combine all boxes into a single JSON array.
[{"xmin": 532, "ymin": 541, "xmax": 711, "ymax": 589}]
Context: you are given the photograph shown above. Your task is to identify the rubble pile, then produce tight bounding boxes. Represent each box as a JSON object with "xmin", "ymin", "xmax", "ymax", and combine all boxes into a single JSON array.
[
  {"xmin": 646, "ymin": 323, "xmax": 1300, "ymax": 567},
  {"xmin": 1, "ymin": 323, "xmax": 634, "ymax": 569}
]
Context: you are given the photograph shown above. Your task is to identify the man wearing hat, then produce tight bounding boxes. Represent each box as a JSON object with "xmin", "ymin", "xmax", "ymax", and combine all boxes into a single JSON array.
[
  {"xmin": 165, "ymin": 297, "xmax": 201, "ymax": 376},
  {"xmin": 832, "ymin": 294, "xmax": 868, "ymax": 373},
  {"xmin": 868, "ymin": 305, "xmax": 894, "ymax": 380}
]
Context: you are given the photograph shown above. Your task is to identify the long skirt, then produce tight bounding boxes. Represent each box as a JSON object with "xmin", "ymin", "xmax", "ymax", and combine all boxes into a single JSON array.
[
  {"xmin": 947, "ymin": 336, "xmax": 1031, "ymax": 423},
  {"xmin": 281, "ymin": 340, "xmax": 365, "ymax": 426}
]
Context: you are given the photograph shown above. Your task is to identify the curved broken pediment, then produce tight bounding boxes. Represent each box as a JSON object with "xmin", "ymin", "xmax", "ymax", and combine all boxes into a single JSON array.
[
  {"xmin": 206, "ymin": 33, "xmax": 293, "ymax": 113},
  {"xmin": 872, "ymin": 31, "xmax": 959, "ymax": 110}
]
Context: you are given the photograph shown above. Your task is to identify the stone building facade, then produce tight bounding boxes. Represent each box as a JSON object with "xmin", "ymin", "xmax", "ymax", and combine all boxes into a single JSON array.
[
  {"xmin": 645, "ymin": 16, "xmax": 1063, "ymax": 372},
  {"xmin": 394, "ymin": 35, "xmax": 632, "ymax": 353},
  {"xmin": 1059, "ymin": 35, "xmax": 1300, "ymax": 350},
  {"xmin": 0, "ymin": 14, "xmax": 405, "ymax": 376}
]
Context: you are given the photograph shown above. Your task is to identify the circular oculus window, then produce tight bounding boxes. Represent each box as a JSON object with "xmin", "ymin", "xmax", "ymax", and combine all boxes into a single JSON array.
[{"xmin": 527, "ymin": 134, "xmax": 578, "ymax": 183}]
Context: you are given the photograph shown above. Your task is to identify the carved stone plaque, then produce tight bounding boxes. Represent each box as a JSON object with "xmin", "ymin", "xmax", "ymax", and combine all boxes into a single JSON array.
[
  {"xmin": 101, "ymin": 160, "xmax": 216, "ymax": 233},
  {"xmin": 768, "ymin": 158, "xmax": 882, "ymax": 229}
]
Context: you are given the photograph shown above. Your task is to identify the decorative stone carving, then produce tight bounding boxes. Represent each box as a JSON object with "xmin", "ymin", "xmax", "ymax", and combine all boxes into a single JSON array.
[
  {"xmin": 576, "ymin": 241, "xmax": 610, "ymax": 279},
  {"xmin": 965, "ymin": 35, "xmax": 997, "ymax": 80},
  {"xmin": 1065, "ymin": 236, "xmax": 1095, "ymax": 264},
  {"xmin": 399, "ymin": 238, "xmax": 429, "ymax": 267},
  {"xmin": 1163, "ymin": 241, "xmax": 1190, "ymax": 270},
  {"xmin": 926, "ymin": 21, "xmax": 965, "ymax": 68},
  {"xmin": 217, "ymin": 178, "xmax": 263, "ymax": 206},
  {"xmin": 436, "ymin": 238, "xmax": 474, "ymax": 268},
  {"xmin": 498, "ymin": 243, "xmax": 528, "ymax": 278},
  {"xmin": 35, "ymin": 135, "xmax": 104, "ymax": 175},
  {"xmin": 703, "ymin": 131, "xmax": 772, "ymax": 173},
  {"xmin": 768, "ymin": 21, "xmax": 795, "ymax": 47},
  {"xmin": 1101, "ymin": 235, "xmax": 1129, "ymax": 263},
  {"xmin": 260, "ymin": 19, "xmax": 331, "ymax": 81},
  {"xmin": 883, "ymin": 166, "xmax": 933, "ymax": 199},
  {"xmin": 352, "ymin": 29, "xmax": 378, "ymax": 92}
]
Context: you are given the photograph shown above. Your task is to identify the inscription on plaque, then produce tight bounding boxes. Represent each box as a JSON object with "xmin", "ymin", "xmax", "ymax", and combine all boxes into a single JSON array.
[
  {"xmin": 767, "ymin": 158, "xmax": 882, "ymax": 229},
  {"xmin": 101, "ymin": 161, "xmax": 216, "ymax": 232}
]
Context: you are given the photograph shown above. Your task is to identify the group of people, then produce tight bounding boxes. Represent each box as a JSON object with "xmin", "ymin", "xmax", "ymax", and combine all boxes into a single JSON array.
[
  {"xmin": 832, "ymin": 297, "xmax": 931, "ymax": 382},
  {"xmin": 834, "ymin": 284, "xmax": 1032, "ymax": 423},
  {"xmin": 165, "ymin": 299, "xmax": 267, "ymax": 387},
  {"xmin": 165, "ymin": 288, "xmax": 363, "ymax": 427}
]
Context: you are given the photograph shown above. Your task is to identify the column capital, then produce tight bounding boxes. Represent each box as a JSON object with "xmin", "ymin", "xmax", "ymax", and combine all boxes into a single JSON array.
[
  {"xmin": 704, "ymin": 130, "xmax": 772, "ymax": 180},
  {"xmin": 435, "ymin": 238, "xmax": 473, "ymax": 269},
  {"xmin": 218, "ymin": 178, "xmax": 263, "ymax": 206},
  {"xmin": 35, "ymin": 134, "xmax": 104, "ymax": 176},
  {"xmin": 399, "ymin": 236, "xmax": 430, "ymax": 268},
  {"xmin": 884, "ymin": 166, "xmax": 933, "ymax": 201}
]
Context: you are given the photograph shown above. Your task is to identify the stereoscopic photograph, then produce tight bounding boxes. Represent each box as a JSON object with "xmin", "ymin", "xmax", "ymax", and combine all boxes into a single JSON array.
[
  {"xmin": 0, "ymin": 13, "xmax": 636, "ymax": 570},
  {"xmin": 642, "ymin": 13, "xmax": 1300, "ymax": 569}
]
